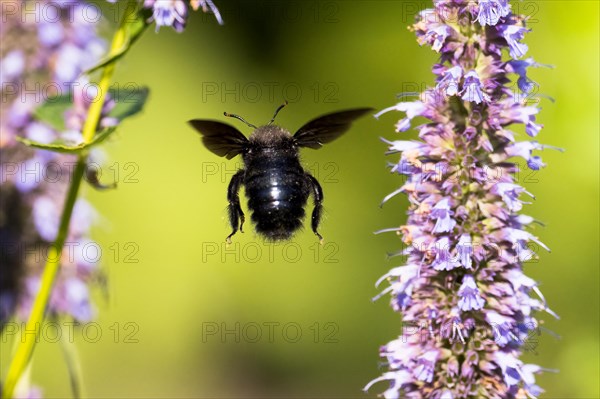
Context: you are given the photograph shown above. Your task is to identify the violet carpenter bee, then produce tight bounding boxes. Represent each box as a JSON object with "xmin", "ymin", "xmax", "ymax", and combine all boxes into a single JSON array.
[{"xmin": 188, "ymin": 102, "xmax": 372, "ymax": 243}]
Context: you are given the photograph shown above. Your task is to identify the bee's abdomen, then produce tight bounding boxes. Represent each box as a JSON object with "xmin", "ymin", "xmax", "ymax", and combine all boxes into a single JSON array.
[{"xmin": 245, "ymin": 160, "xmax": 309, "ymax": 241}]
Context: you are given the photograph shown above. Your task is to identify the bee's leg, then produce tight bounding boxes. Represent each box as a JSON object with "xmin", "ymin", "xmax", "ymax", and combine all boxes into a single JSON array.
[
  {"xmin": 226, "ymin": 170, "xmax": 246, "ymax": 243},
  {"xmin": 306, "ymin": 173, "xmax": 324, "ymax": 244}
]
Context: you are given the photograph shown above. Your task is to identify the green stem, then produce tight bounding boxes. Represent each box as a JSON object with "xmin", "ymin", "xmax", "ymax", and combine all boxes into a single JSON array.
[
  {"xmin": 2, "ymin": 162, "xmax": 85, "ymax": 399},
  {"xmin": 1, "ymin": 2, "xmax": 138, "ymax": 398},
  {"xmin": 58, "ymin": 316, "xmax": 85, "ymax": 399}
]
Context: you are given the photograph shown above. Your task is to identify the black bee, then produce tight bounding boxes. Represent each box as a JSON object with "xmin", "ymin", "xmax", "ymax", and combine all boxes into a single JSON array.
[{"xmin": 188, "ymin": 102, "xmax": 372, "ymax": 243}]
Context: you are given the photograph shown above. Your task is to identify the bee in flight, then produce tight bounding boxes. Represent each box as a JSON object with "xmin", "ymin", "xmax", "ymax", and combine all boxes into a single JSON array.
[{"xmin": 188, "ymin": 102, "xmax": 372, "ymax": 243}]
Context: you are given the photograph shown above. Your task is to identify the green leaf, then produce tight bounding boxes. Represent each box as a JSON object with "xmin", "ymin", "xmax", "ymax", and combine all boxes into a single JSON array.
[
  {"xmin": 84, "ymin": 5, "xmax": 150, "ymax": 75},
  {"xmin": 89, "ymin": 126, "xmax": 118, "ymax": 146},
  {"xmin": 108, "ymin": 86, "xmax": 150, "ymax": 120},
  {"xmin": 33, "ymin": 95, "xmax": 72, "ymax": 131},
  {"xmin": 33, "ymin": 86, "xmax": 149, "ymax": 131},
  {"xmin": 16, "ymin": 127, "xmax": 117, "ymax": 154}
]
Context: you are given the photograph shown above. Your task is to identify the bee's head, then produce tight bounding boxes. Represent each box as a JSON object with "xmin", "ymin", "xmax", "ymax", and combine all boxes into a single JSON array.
[{"xmin": 249, "ymin": 125, "xmax": 291, "ymax": 145}]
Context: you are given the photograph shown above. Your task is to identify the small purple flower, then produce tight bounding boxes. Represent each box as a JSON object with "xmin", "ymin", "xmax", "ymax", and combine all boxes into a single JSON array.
[
  {"xmin": 375, "ymin": 101, "xmax": 426, "ymax": 132},
  {"xmin": 54, "ymin": 44, "xmax": 85, "ymax": 83},
  {"xmin": 526, "ymin": 155, "xmax": 545, "ymax": 170},
  {"xmin": 70, "ymin": 199, "xmax": 98, "ymax": 237},
  {"xmin": 461, "ymin": 70, "xmax": 490, "ymax": 104},
  {"xmin": 427, "ymin": 25, "xmax": 454, "ymax": 53},
  {"xmin": 505, "ymin": 141, "xmax": 543, "ymax": 166},
  {"xmin": 506, "ymin": 58, "xmax": 539, "ymax": 93},
  {"xmin": 5, "ymin": 101, "xmax": 34, "ymax": 132},
  {"xmin": 486, "ymin": 311, "xmax": 517, "ymax": 346},
  {"xmin": 191, "ymin": 0, "xmax": 223, "ymax": 24},
  {"xmin": 363, "ymin": 370, "xmax": 412, "ymax": 399},
  {"xmin": 457, "ymin": 275, "xmax": 485, "ymax": 311},
  {"xmin": 414, "ymin": 349, "xmax": 439, "ymax": 382},
  {"xmin": 1, "ymin": 50, "xmax": 25, "ymax": 84},
  {"xmin": 494, "ymin": 101, "xmax": 544, "ymax": 138},
  {"xmin": 526, "ymin": 117, "xmax": 543, "ymax": 137},
  {"xmin": 60, "ymin": 277, "xmax": 95, "ymax": 321},
  {"xmin": 494, "ymin": 351, "xmax": 522, "ymax": 386},
  {"xmin": 382, "ymin": 138, "xmax": 423, "ymax": 155},
  {"xmin": 430, "ymin": 197, "xmax": 456, "ymax": 233},
  {"xmin": 477, "ymin": 0, "xmax": 511, "ymax": 26},
  {"xmin": 498, "ymin": 102, "xmax": 539, "ymax": 125},
  {"xmin": 37, "ymin": 21, "xmax": 64, "ymax": 47},
  {"xmin": 456, "ymin": 234, "xmax": 473, "ymax": 269},
  {"xmin": 374, "ymin": 264, "xmax": 419, "ymax": 311},
  {"xmin": 415, "ymin": 10, "xmax": 456, "ymax": 53},
  {"xmin": 14, "ymin": 154, "xmax": 47, "ymax": 193},
  {"xmin": 436, "ymin": 66, "xmax": 462, "ymax": 96},
  {"xmin": 390, "ymin": 158, "xmax": 420, "ymax": 176},
  {"xmin": 491, "ymin": 182, "xmax": 533, "ymax": 212},
  {"xmin": 431, "ymin": 236, "xmax": 460, "ymax": 271},
  {"xmin": 503, "ymin": 227, "xmax": 550, "ymax": 252},
  {"xmin": 32, "ymin": 197, "xmax": 60, "ymax": 241},
  {"xmin": 498, "ymin": 24, "xmax": 530, "ymax": 59},
  {"xmin": 145, "ymin": 0, "xmax": 188, "ymax": 32},
  {"xmin": 25, "ymin": 122, "xmax": 56, "ymax": 144},
  {"xmin": 520, "ymin": 364, "xmax": 544, "ymax": 396},
  {"xmin": 141, "ymin": 0, "xmax": 223, "ymax": 32}
]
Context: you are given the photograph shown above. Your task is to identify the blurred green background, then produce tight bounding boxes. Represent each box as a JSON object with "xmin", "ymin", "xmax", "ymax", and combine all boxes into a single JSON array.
[{"xmin": 2, "ymin": 1, "xmax": 598, "ymax": 397}]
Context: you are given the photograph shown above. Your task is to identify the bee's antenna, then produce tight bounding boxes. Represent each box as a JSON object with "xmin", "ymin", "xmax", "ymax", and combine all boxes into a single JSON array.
[
  {"xmin": 268, "ymin": 100, "xmax": 288, "ymax": 125},
  {"xmin": 224, "ymin": 112, "xmax": 257, "ymax": 129}
]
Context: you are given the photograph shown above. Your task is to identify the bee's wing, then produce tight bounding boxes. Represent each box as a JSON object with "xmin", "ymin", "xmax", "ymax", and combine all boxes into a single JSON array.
[
  {"xmin": 188, "ymin": 120, "xmax": 249, "ymax": 159},
  {"xmin": 293, "ymin": 108, "xmax": 374, "ymax": 149}
]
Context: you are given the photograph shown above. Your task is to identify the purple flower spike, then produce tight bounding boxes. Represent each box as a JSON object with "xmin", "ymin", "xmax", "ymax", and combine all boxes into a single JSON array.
[
  {"xmin": 369, "ymin": 1, "xmax": 556, "ymax": 398},
  {"xmin": 2, "ymin": 0, "xmax": 110, "ymax": 334}
]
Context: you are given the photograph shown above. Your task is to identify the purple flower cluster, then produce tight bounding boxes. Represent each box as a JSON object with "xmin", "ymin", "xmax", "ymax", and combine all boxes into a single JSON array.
[
  {"xmin": 106, "ymin": 0, "xmax": 223, "ymax": 31},
  {"xmin": 367, "ymin": 1, "xmax": 558, "ymax": 398},
  {"xmin": 1, "ymin": 1, "xmax": 112, "ymax": 329}
]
